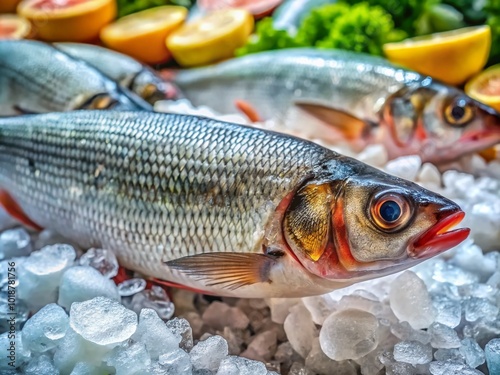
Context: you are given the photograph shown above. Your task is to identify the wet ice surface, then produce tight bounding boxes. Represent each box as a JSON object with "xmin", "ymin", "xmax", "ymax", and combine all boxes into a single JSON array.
[{"xmin": 1, "ymin": 102, "xmax": 500, "ymax": 374}]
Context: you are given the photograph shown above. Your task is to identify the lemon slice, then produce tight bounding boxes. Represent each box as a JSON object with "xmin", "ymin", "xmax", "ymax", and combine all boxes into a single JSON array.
[
  {"xmin": 100, "ymin": 6, "xmax": 187, "ymax": 64},
  {"xmin": 465, "ymin": 64, "xmax": 500, "ymax": 112},
  {"xmin": 383, "ymin": 26, "xmax": 491, "ymax": 85},
  {"xmin": 18, "ymin": 0, "xmax": 115, "ymax": 42},
  {"xmin": 0, "ymin": 14, "xmax": 32, "ymax": 39},
  {"xmin": 167, "ymin": 8, "xmax": 254, "ymax": 67},
  {"xmin": 0, "ymin": 0, "xmax": 22, "ymax": 13}
]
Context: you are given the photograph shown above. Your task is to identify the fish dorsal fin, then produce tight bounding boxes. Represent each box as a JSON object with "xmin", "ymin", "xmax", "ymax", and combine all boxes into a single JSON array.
[
  {"xmin": 165, "ymin": 252, "xmax": 277, "ymax": 290},
  {"xmin": 294, "ymin": 102, "xmax": 370, "ymax": 140},
  {"xmin": 0, "ymin": 190, "xmax": 43, "ymax": 231}
]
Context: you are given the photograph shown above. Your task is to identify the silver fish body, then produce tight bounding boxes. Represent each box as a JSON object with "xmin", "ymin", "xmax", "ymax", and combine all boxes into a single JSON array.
[
  {"xmin": 55, "ymin": 43, "xmax": 178, "ymax": 104},
  {"xmin": 0, "ymin": 40, "xmax": 152, "ymax": 115},
  {"xmin": 0, "ymin": 111, "xmax": 468, "ymax": 297}
]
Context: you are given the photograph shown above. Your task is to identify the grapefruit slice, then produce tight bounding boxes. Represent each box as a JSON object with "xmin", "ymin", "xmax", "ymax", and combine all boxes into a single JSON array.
[
  {"xmin": 166, "ymin": 8, "xmax": 254, "ymax": 67},
  {"xmin": 198, "ymin": 0, "xmax": 283, "ymax": 18},
  {"xmin": 0, "ymin": 0, "xmax": 22, "ymax": 13},
  {"xmin": 0, "ymin": 14, "xmax": 32, "ymax": 39},
  {"xmin": 100, "ymin": 5, "xmax": 187, "ymax": 64},
  {"xmin": 17, "ymin": 0, "xmax": 116, "ymax": 42}
]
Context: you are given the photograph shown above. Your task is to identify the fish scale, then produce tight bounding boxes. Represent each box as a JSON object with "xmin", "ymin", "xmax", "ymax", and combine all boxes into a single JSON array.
[{"xmin": 0, "ymin": 111, "xmax": 330, "ymax": 279}]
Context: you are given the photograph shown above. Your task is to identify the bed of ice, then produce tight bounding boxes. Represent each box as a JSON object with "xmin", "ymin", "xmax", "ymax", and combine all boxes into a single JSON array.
[{"xmin": 1, "ymin": 100, "xmax": 500, "ymax": 375}]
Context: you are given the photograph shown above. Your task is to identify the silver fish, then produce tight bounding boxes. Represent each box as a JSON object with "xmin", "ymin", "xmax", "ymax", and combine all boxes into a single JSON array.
[
  {"xmin": 0, "ymin": 111, "xmax": 469, "ymax": 297},
  {"xmin": 54, "ymin": 42, "xmax": 179, "ymax": 105},
  {"xmin": 172, "ymin": 48, "xmax": 500, "ymax": 164},
  {"xmin": 0, "ymin": 40, "xmax": 152, "ymax": 115}
]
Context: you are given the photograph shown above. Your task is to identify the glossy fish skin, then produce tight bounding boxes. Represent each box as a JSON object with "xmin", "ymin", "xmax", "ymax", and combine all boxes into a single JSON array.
[
  {"xmin": 0, "ymin": 40, "xmax": 152, "ymax": 115},
  {"xmin": 173, "ymin": 48, "xmax": 500, "ymax": 164},
  {"xmin": 0, "ymin": 111, "xmax": 469, "ymax": 297},
  {"xmin": 55, "ymin": 43, "xmax": 179, "ymax": 105}
]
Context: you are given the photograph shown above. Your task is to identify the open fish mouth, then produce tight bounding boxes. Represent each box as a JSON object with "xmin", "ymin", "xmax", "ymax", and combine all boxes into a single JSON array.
[{"xmin": 410, "ymin": 210, "xmax": 470, "ymax": 259}]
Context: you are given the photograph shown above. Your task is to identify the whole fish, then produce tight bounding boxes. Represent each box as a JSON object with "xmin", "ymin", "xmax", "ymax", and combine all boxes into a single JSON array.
[
  {"xmin": 171, "ymin": 48, "xmax": 500, "ymax": 164},
  {"xmin": 0, "ymin": 40, "xmax": 152, "ymax": 116},
  {"xmin": 54, "ymin": 43, "xmax": 179, "ymax": 105},
  {"xmin": 0, "ymin": 111, "xmax": 469, "ymax": 298}
]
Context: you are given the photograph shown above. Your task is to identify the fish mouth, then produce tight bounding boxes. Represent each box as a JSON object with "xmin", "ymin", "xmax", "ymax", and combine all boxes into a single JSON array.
[{"xmin": 410, "ymin": 210, "xmax": 470, "ymax": 259}]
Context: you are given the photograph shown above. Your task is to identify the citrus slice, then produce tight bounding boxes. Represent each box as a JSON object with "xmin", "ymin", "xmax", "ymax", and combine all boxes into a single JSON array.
[
  {"xmin": 0, "ymin": 14, "xmax": 32, "ymax": 39},
  {"xmin": 0, "ymin": 0, "xmax": 22, "ymax": 13},
  {"xmin": 198, "ymin": 0, "xmax": 283, "ymax": 18},
  {"xmin": 17, "ymin": 0, "xmax": 115, "ymax": 42},
  {"xmin": 383, "ymin": 26, "xmax": 491, "ymax": 86},
  {"xmin": 100, "ymin": 6, "xmax": 187, "ymax": 64},
  {"xmin": 465, "ymin": 64, "xmax": 500, "ymax": 112},
  {"xmin": 167, "ymin": 8, "xmax": 254, "ymax": 67}
]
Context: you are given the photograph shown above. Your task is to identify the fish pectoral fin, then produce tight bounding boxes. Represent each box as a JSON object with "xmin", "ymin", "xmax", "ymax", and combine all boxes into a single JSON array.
[
  {"xmin": 165, "ymin": 252, "xmax": 276, "ymax": 290},
  {"xmin": 13, "ymin": 105, "xmax": 40, "ymax": 115},
  {"xmin": 294, "ymin": 102, "xmax": 370, "ymax": 140},
  {"xmin": 0, "ymin": 190, "xmax": 43, "ymax": 231},
  {"xmin": 234, "ymin": 99, "xmax": 263, "ymax": 123}
]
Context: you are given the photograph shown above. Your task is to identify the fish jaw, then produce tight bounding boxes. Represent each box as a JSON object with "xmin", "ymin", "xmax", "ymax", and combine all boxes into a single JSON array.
[{"xmin": 410, "ymin": 209, "xmax": 470, "ymax": 259}]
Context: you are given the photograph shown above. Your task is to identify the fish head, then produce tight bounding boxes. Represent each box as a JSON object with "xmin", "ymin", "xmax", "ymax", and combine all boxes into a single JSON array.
[
  {"xmin": 282, "ymin": 159, "xmax": 470, "ymax": 283},
  {"xmin": 383, "ymin": 80, "xmax": 500, "ymax": 163},
  {"xmin": 132, "ymin": 71, "xmax": 181, "ymax": 104}
]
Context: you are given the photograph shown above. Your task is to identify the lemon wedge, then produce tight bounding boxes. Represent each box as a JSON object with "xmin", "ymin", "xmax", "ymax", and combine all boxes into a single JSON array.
[
  {"xmin": 18, "ymin": 0, "xmax": 115, "ymax": 42},
  {"xmin": 167, "ymin": 8, "xmax": 254, "ymax": 67},
  {"xmin": 100, "ymin": 5, "xmax": 187, "ymax": 64},
  {"xmin": 465, "ymin": 64, "xmax": 500, "ymax": 112},
  {"xmin": 383, "ymin": 26, "xmax": 491, "ymax": 85}
]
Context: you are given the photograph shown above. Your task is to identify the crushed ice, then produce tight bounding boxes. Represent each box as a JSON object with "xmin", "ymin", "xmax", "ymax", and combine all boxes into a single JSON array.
[{"xmin": 0, "ymin": 101, "xmax": 498, "ymax": 374}]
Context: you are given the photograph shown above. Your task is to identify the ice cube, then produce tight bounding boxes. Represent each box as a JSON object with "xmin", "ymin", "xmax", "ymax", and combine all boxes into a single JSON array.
[
  {"xmin": 393, "ymin": 340, "xmax": 432, "ymax": 365},
  {"xmin": 0, "ymin": 207, "xmax": 16, "ymax": 231},
  {"xmin": 385, "ymin": 362, "xmax": 416, "ymax": 375},
  {"xmin": 182, "ymin": 311, "xmax": 203, "ymax": 338},
  {"xmin": 78, "ymin": 248, "xmax": 118, "ymax": 278},
  {"xmin": 274, "ymin": 341, "xmax": 302, "ymax": 374},
  {"xmin": 166, "ymin": 317, "xmax": 193, "ymax": 351},
  {"xmin": 357, "ymin": 144, "xmax": 388, "ymax": 167},
  {"xmin": 384, "ymin": 155, "xmax": 421, "ymax": 181},
  {"xmin": 23, "ymin": 354, "xmax": 58, "ymax": 375},
  {"xmin": 337, "ymin": 294, "xmax": 383, "ymax": 317},
  {"xmin": 417, "ymin": 163, "xmax": 441, "ymax": 187},
  {"xmin": 21, "ymin": 303, "xmax": 68, "ymax": 352},
  {"xmin": 389, "ymin": 271, "xmax": 436, "ymax": 329},
  {"xmin": 433, "ymin": 348, "xmax": 464, "ymax": 362},
  {"xmin": 302, "ymin": 295, "xmax": 336, "ymax": 325},
  {"xmin": 266, "ymin": 298, "xmax": 300, "ymax": 324},
  {"xmin": 241, "ymin": 330, "xmax": 277, "ymax": 362},
  {"xmin": 429, "ymin": 322, "xmax": 461, "ymax": 349},
  {"xmin": 117, "ymin": 278, "xmax": 146, "ymax": 297},
  {"xmin": 305, "ymin": 338, "xmax": 357, "ymax": 375},
  {"xmin": 17, "ymin": 244, "xmax": 76, "ymax": 308},
  {"xmin": 485, "ymin": 338, "xmax": 500, "ymax": 375},
  {"xmin": 70, "ymin": 297, "xmax": 137, "ymax": 346},
  {"xmin": 157, "ymin": 349, "xmax": 192, "ymax": 374},
  {"xmin": 129, "ymin": 285, "xmax": 175, "ymax": 320},
  {"xmin": 319, "ymin": 308, "xmax": 379, "ymax": 361},
  {"xmin": 459, "ymin": 338, "xmax": 485, "ymax": 368},
  {"xmin": 202, "ymin": 301, "xmax": 249, "ymax": 331},
  {"xmin": 390, "ymin": 321, "xmax": 431, "ymax": 344},
  {"xmin": 53, "ymin": 328, "xmax": 90, "ymax": 374},
  {"xmin": 70, "ymin": 362, "xmax": 100, "ymax": 375},
  {"xmin": 464, "ymin": 297, "xmax": 499, "ymax": 322},
  {"xmin": 450, "ymin": 240, "xmax": 496, "ymax": 281},
  {"xmin": 432, "ymin": 261, "xmax": 479, "ymax": 286},
  {"xmin": 216, "ymin": 355, "xmax": 269, "ymax": 375},
  {"xmin": 0, "ymin": 228, "xmax": 31, "ymax": 260},
  {"xmin": 431, "ymin": 294, "xmax": 461, "ymax": 328},
  {"xmin": 283, "ymin": 304, "xmax": 317, "ymax": 358},
  {"xmin": 287, "ymin": 362, "xmax": 315, "ymax": 375},
  {"xmin": 190, "ymin": 335, "xmax": 228, "ymax": 373},
  {"xmin": 105, "ymin": 342, "xmax": 151, "ymax": 375},
  {"xmin": 0, "ymin": 331, "xmax": 30, "ymax": 370},
  {"xmin": 131, "ymin": 308, "xmax": 180, "ymax": 359},
  {"xmin": 429, "ymin": 360, "xmax": 484, "ymax": 375},
  {"xmin": 58, "ymin": 266, "xmax": 120, "ymax": 310}
]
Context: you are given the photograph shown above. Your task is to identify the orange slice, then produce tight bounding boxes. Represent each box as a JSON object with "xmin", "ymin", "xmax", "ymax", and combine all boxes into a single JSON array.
[
  {"xmin": 0, "ymin": 0, "xmax": 22, "ymax": 13},
  {"xmin": 0, "ymin": 14, "xmax": 32, "ymax": 39},
  {"xmin": 100, "ymin": 6, "xmax": 187, "ymax": 64},
  {"xmin": 17, "ymin": 0, "xmax": 116, "ymax": 42},
  {"xmin": 166, "ymin": 8, "xmax": 254, "ymax": 67}
]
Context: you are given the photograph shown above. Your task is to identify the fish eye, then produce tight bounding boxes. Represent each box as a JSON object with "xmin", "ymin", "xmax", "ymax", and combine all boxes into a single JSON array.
[
  {"xmin": 370, "ymin": 192, "xmax": 411, "ymax": 232},
  {"xmin": 444, "ymin": 97, "xmax": 475, "ymax": 127}
]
